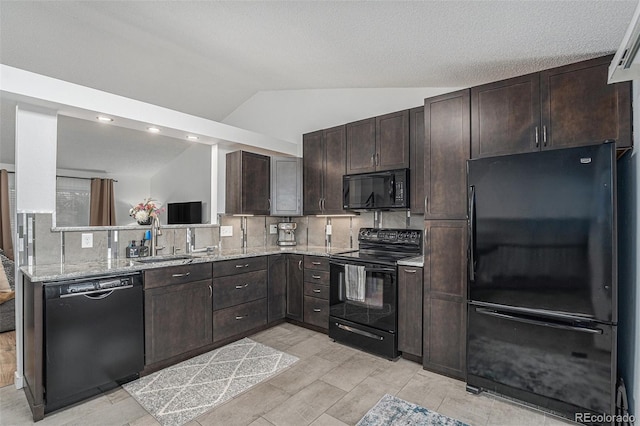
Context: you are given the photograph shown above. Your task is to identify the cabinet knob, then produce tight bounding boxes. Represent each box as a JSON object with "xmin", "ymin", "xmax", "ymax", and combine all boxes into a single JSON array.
[
  {"xmin": 172, "ymin": 272, "xmax": 190, "ymax": 278},
  {"xmin": 313, "ymin": 308, "xmax": 322, "ymax": 313},
  {"xmin": 235, "ymin": 264, "xmax": 250, "ymax": 269},
  {"xmin": 313, "ymin": 289, "xmax": 321, "ymax": 293},
  {"xmin": 235, "ymin": 315, "xmax": 247, "ymax": 320},
  {"xmin": 404, "ymin": 269, "xmax": 417, "ymax": 274},
  {"xmin": 235, "ymin": 284, "xmax": 249, "ymax": 289},
  {"xmin": 312, "ymin": 274, "xmax": 321, "ymax": 279}
]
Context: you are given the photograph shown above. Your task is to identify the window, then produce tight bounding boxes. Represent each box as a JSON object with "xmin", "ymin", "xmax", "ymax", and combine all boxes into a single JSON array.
[{"xmin": 56, "ymin": 177, "xmax": 90, "ymax": 227}]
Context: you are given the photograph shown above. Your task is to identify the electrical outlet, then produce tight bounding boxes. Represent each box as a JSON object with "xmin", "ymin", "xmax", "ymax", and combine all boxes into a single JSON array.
[
  {"xmin": 81, "ymin": 233, "xmax": 93, "ymax": 248},
  {"xmin": 220, "ymin": 225, "xmax": 233, "ymax": 237},
  {"xmin": 326, "ymin": 224, "xmax": 332, "ymax": 236},
  {"xmin": 269, "ymin": 224, "xmax": 278, "ymax": 235}
]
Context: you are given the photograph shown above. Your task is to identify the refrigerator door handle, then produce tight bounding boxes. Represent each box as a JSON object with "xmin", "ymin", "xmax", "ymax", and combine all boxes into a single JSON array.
[
  {"xmin": 475, "ymin": 307, "xmax": 603, "ymax": 335},
  {"xmin": 468, "ymin": 185, "xmax": 476, "ymax": 282}
]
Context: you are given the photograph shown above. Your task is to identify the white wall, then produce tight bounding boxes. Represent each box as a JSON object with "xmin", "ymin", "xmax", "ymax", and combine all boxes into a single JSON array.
[
  {"xmin": 617, "ymin": 81, "xmax": 640, "ymax": 417},
  {"xmin": 222, "ymin": 87, "xmax": 462, "ymax": 152},
  {"xmin": 114, "ymin": 176, "xmax": 151, "ymax": 225},
  {"xmin": 151, "ymin": 143, "xmax": 212, "ymax": 224}
]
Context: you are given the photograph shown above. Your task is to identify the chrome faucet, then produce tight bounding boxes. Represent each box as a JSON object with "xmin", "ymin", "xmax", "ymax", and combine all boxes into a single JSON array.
[{"xmin": 151, "ymin": 216, "xmax": 165, "ymax": 256}]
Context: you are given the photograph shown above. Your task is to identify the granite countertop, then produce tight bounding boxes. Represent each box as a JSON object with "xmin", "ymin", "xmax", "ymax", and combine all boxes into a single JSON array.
[
  {"xmin": 20, "ymin": 246, "xmax": 351, "ymax": 282},
  {"xmin": 397, "ymin": 255, "xmax": 424, "ymax": 268}
]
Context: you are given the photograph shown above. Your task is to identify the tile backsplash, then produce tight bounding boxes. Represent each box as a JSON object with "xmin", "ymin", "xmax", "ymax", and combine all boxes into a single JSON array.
[{"xmin": 29, "ymin": 211, "xmax": 425, "ymax": 266}]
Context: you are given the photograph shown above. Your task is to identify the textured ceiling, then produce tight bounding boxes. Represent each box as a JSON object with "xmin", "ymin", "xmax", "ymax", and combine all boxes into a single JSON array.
[{"xmin": 1, "ymin": 1, "xmax": 636, "ymax": 122}]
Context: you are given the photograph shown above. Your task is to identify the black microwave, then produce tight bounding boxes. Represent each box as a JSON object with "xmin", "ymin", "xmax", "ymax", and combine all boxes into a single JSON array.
[{"xmin": 343, "ymin": 169, "xmax": 409, "ymax": 211}]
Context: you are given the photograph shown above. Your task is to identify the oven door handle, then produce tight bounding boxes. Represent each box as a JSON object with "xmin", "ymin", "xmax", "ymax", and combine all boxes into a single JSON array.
[
  {"xmin": 336, "ymin": 323, "xmax": 384, "ymax": 340},
  {"xmin": 330, "ymin": 261, "xmax": 395, "ymax": 274}
]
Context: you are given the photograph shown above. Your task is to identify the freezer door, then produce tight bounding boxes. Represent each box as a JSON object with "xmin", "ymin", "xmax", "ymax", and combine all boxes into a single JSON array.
[
  {"xmin": 467, "ymin": 304, "xmax": 615, "ymax": 417},
  {"xmin": 467, "ymin": 143, "xmax": 615, "ymax": 323}
]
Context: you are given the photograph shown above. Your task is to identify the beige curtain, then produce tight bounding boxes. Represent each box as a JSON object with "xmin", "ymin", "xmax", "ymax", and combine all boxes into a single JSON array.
[
  {"xmin": 0, "ymin": 170, "xmax": 13, "ymax": 260},
  {"xmin": 89, "ymin": 178, "xmax": 116, "ymax": 226}
]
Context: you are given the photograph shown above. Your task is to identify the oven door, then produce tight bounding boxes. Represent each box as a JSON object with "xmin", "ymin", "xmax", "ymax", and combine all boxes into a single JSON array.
[{"xmin": 329, "ymin": 260, "xmax": 397, "ymax": 332}]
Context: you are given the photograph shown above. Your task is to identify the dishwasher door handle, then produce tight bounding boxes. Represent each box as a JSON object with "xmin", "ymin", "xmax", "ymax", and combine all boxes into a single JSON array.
[{"xmin": 60, "ymin": 284, "xmax": 133, "ymax": 299}]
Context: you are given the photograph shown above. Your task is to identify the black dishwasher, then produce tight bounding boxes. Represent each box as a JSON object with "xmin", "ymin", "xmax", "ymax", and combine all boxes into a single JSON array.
[{"xmin": 44, "ymin": 273, "xmax": 144, "ymax": 413}]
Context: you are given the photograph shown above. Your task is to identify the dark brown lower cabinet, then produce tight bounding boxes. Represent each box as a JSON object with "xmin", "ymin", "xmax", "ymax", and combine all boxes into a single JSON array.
[
  {"xmin": 423, "ymin": 220, "xmax": 468, "ymax": 379},
  {"xmin": 303, "ymin": 296, "xmax": 329, "ymax": 329},
  {"xmin": 398, "ymin": 266, "xmax": 423, "ymax": 358},
  {"xmin": 268, "ymin": 254, "xmax": 287, "ymax": 323},
  {"xmin": 213, "ymin": 298, "xmax": 268, "ymax": 343},
  {"xmin": 145, "ymin": 280, "xmax": 213, "ymax": 365},
  {"xmin": 286, "ymin": 254, "xmax": 304, "ymax": 321}
]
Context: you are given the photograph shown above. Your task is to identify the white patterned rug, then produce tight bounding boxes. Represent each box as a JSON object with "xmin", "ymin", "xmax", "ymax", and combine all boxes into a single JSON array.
[
  {"xmin": 357, "ymin": 394, "xmax": 469, "ymax": 426},
  {"xmin": 123, "ymin": 338, "xmax": 298, "ymax": 426}
]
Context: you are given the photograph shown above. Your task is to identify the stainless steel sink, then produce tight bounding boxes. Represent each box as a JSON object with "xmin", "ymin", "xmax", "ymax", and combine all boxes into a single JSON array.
[{"xmin": 135, "ymin": 255, "xmax": 192, "ymax": 263}]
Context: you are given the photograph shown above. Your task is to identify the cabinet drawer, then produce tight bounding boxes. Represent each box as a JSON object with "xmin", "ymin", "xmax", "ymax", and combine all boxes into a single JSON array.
[
  {"xmin": 212, "ymin": 256, "xmax": 267, "ymax": 277},
  {"xmin": 304, "ymin": 256, "xmax": 330, "ymax": 271},
  {"xmin": 144, "ymin": 263, "xmax": 212, "ymax": 289},
  {"xmin": 303, "ymin": 282, "xmax": 329, "ymax": 300},
  {"xmin": 304, "ymin": 269, "xmax": 329, "ymax": 285},
  {"xmin": 213, "ymin": 270, "xmax": 267, "ymax": 311},
  {"xmin": 213, "ymin": 298, "xmax": 267, "ymax": 342},
  {"xmin": 303, "ymin": 296, "xmax": 329, "ymax": 329}
]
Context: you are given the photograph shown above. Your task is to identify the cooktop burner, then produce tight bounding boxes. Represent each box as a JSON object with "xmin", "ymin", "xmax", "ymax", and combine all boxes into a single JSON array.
[{"xmin": 330, "ymin": 228, "xmax": 423, "ymax": 266}]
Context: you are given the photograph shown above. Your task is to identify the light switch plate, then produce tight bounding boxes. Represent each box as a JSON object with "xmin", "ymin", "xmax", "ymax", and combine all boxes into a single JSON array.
[
  {"xmin": 269, "ymin": 224, "xmax": 278, "ymax": 235},
  {"xmin": 220, "ymin": 225, "xmax": 233, "ymax": 237},
  {"xmin": 81, "ymin": 233, "xmax": 93, "ymax": 248},
  {"xmin": 326, "ymin": 225, "xmax": 332, "ymax": 236}
]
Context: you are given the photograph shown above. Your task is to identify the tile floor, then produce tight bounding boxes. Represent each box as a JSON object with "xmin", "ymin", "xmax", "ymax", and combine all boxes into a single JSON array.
[{"xmin": 0, "ymin": 323, "xmax": 577, "ymax": 426}]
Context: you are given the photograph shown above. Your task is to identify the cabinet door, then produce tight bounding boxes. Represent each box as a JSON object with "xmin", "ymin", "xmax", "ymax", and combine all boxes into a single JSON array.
[
  {"xmin": 323, "ymin": 125, "xmax": 346, "ymax": 214},
  {"xmin": 376, "ymin": 110, "xmax": 409, "ymax": 171},
  {"xmin": 303, "ymin": 131, "xmax": 324, "ymax": 215},
  {"xmin": 423, "ymin": 220, "xmax": 467, "ymax": 379},
  {"xmin": 409, "ymin": 106, "xmax": 425, "ymax": 214},
  {"xmin": 346, "ymin": 117, "xmax": 376, "ymax": 174},
  {"xmin": 268, "ymin": 254, "xmax": 287, "ymax": 323},
  {"xmin": 471, "ymin": 74, "xmax": 540, "ymax": 158},
  {"xmin": 271, "ymin": 157, "xmax": 302, "ymax": 216},
  {"xmin": 145, "ymin": 280, "xmax": 212, "ymax": 365},
  {"xmin": 424, "ymin": 90, "xmax": 471, "ymax": 220},
  {"xmin": 541, "ymin": 55, "xmax": 632, "ymax": 150},
  {"xmin": 242, "ymin": 152, "xmax": 270, "ymax": 215},
  {"xmin": 286, "ymin": 254, "xmax": 304, "ymax": 321},
  {"xmin": 398, "ymin": 266, "xmax": 423, "ymax": 357}
]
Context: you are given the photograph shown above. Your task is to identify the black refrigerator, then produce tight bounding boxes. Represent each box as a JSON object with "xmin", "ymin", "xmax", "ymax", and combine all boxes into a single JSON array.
[{"xmin": 466, "ymin": 142, "xmax": 617, "ymax": 423}]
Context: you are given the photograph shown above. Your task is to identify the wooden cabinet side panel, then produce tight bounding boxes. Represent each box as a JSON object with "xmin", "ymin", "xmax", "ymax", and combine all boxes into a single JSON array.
[
  {"xmin": 376, "ymin": 110, "xmax": 410, "ymax": 170},
  {"xmin": 225, "ymin": 151, "xmax": 242, "ymax": 214},
  {"xmin": 410, "ymin": 106, "xmax": 425, "ymax": 214},
  {"xmin": 346, "ymin": 118, "xmax": 376, "ymax": 174},
  {"xmin": 471, "ymin": 74, "xmax": 540, "ymax": 158},
  {"xmin": 303, "ymin": 131, "xmax": 325, "ymax": 215},
  {"xmin": 398, "ymin": 266, "xmax": 423, "ymax": 357},
  {"xmin": 268, "ymin": 254, "xmax": 287, "ymax": 323},
  {"xmin": 23, "ymin": 278, "xmax": 45, "ymax": 410},
  {"xmin": 541, "ymin": 55, "xmax": 632, "ymax": 149},
  {"xmin": 423, "ymin": 297, "xmax": 466, "ymax": 378},
  {"xmin": 323, "ymin": 125, "xmax": 347, "ymax": 213},
  {"xmin": 286, "ymin": 254, "xmax": 304, "ymax": 321},
  {"xmin": 424, "ymin": 90, "xmax": 470, "ymax": 219}
]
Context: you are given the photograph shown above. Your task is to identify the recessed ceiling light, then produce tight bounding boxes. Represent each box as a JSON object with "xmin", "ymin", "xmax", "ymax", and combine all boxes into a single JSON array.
[
  {"xmin": 186, "ymin": 135, "xmax": 199, "ymax": 141},
  {"xmin": 147, "ymin": 127, "xmax": 160, "ymax": 133},
  {"xmin": 97, "ymin": 116, "xmax": 113, "ymax": 122}
]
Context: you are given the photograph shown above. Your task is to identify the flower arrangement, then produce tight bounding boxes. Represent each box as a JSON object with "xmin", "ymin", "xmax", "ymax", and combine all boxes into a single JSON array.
[{"xmin": 129, "ymin": 198, "xmax": 164, "ymax": 224}]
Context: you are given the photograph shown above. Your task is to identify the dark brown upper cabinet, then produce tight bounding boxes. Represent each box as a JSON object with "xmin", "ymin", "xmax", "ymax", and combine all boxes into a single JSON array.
[
  {"xmin": 471, "ymin": 55, "xmax": 632, "ymax": 159},
  {"xmin": 423, "ymin": 89, "xmax": 471, "ymax": 220},
  {"xmin": 410, "ymin": 106, "xmax": 425, "ymax": 215},
  {"xmin": 346, "ymin": 110, "xmax": 410, "ymax": 174},
  {"xmin": 303, "ymin": 125, "xmax": 346, "ymax": 215},
  {"xmin": 225, "ymin": 150, "xmax": 270, "ymax": 215}
]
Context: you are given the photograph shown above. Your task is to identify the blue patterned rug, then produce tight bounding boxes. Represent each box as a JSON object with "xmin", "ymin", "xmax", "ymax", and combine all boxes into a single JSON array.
[{"xmin": 357, "ymin": 394, "xmax": 469, "ymax": 426}]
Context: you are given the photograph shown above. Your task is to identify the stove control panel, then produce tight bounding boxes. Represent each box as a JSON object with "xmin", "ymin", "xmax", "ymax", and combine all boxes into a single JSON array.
[{"xmin": 358, "ymin": 228, "xmax": 423, "ymax": 246}]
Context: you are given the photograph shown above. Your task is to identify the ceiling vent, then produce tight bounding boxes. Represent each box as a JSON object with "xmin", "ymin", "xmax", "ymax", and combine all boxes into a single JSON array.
[{"xmin": 609, "ymin": 1, "xmax": 640, "ymax": 83}]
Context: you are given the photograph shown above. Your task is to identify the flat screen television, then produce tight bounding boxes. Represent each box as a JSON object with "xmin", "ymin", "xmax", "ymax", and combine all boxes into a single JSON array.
[{"xmin": 167, "ymin": 201, "xmax": 202, "ymax": 224}]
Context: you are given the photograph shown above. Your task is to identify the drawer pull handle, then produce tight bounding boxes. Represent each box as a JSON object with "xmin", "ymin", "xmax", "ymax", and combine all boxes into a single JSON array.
[
  {"xmin": 311, "ymin": 261, "xmax": 322, "ymax": 265},
  {"xmin": 312, "ymin": 275, "xmax": 321, "ymax": 279},
  {"xmin": 235, "ymin": 315, "xmax": 247, "ymax": 320},
  {"xmin": 313, "ymin": 289, "xmax": 321, "ymax": 293},
  {"xmin": 172, "ymin": 272, "xmax": 191, "ymax": 278},
  {"xmin": 235, "ymin": 264, "xmax": 250, "ymax": 268},
  {"xmin": 208, "ymin": 285, "xmax": 212, "ymax": 298},
  {"xmin": 404, "ymin": 269, "xmax": 417, "ymax": 274},
  {"xmin": 235, "ymin": 284, "xmax": 249, "ymax": 289},
  {"xmin": 313, "ymin": 308, "xmax": 322, "ymax": 312}
]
